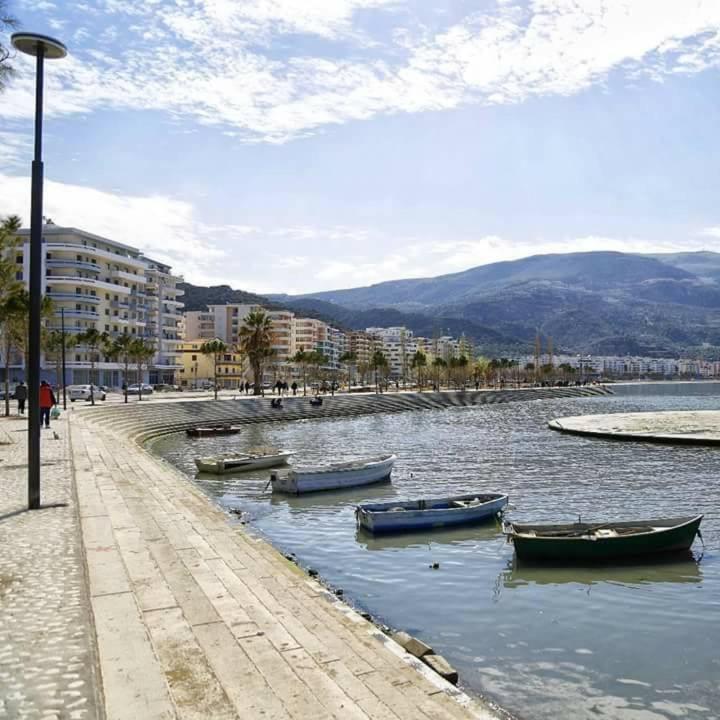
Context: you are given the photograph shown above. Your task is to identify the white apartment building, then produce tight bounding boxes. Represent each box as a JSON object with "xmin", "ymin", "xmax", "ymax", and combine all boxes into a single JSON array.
[{"xmin": 8, "ymin": 225, "xmax": 183, "ymax": 387}]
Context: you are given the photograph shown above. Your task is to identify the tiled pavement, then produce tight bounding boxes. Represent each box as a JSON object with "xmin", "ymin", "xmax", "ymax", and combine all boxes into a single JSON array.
[{"xmin": 0, "ymin": 413, "xmax": 100, "ymax": 720}]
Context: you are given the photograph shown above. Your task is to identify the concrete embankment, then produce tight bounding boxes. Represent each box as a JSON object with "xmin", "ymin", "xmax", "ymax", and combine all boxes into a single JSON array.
[
  {"xmin": 549, "ymin": 410, "xmax": 720, "ymax": 446},
  {"xmin": 81, "ymin": 386, "xmax": 611, "ymax": 442}
]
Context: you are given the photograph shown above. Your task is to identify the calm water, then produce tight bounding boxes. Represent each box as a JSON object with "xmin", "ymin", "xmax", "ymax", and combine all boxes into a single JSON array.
[{"xmin": 152, "ymin": 384, "xmax": 720, "ymax": 720}]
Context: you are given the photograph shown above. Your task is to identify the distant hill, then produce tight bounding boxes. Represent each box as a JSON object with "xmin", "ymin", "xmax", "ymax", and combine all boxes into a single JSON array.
[{"xmin": 271, "ymin": 251, "xmax": 720, "ymax": 358}]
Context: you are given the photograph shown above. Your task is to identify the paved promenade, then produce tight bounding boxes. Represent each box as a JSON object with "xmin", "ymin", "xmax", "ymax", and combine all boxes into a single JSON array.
[
  {"xmin": 549, "ymin": 410, "xmax": 720, "ymax": 445},
  {"xmin": 0, "ymin": 414, "xmax": 100, "ymax": 720},
  {"xmin": 2, "ymin": 393, "xmax": 527, "ymax": 720}
]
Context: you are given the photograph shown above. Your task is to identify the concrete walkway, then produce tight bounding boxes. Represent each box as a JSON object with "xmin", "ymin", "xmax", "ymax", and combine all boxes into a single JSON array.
[
  {"xmin": 549, "ymin": 410, "xmax": 720, "ymax": 445},
  {"xmin": 68, "ymin": 410, "xmax": 508, "ymax": 720},
  {"xmin": 0, "ymin": 413, "xmax": 101, "ymax": 720}
]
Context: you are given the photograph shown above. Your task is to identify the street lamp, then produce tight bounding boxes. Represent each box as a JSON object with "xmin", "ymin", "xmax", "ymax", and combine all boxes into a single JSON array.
[{"xmin": 12, "ymin": 32, "xmax": 67, "ymax": 510}]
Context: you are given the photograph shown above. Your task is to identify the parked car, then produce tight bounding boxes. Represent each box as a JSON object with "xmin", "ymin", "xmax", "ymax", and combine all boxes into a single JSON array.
[
  {"xmin": 68, "ymin": 384, "xmax": 107, "ymax": 402},
  {"xmin": 153, "ymin": 383, "xmax": 179, "ymax": 392},
  {"xmin": 0, "ymin": 385, "xmax": 17, "ymax": 400},
  {"xmin": 126, "ymin": 383, "xmax": 154, "ymax": 395}
]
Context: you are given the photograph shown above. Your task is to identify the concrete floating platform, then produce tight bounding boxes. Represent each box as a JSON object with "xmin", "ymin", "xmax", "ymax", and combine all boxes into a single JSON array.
[{"xmin": 549, "ymin": 410, "xmax": 720, "ymax": 446}]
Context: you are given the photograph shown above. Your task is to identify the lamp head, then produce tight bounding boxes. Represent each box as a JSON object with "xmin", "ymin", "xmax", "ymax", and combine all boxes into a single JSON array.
[{"xmin": 11, "ymin": 32, "xmax": 67, "ymax": 59}]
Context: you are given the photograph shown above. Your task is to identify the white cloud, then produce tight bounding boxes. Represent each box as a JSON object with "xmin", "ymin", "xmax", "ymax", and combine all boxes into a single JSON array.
[
  {"xmin": 3, "ymin": 1, "xmax": 720, "ymax": 142},
  {"xmin": 0, "ymin": 174, "xmax": 715, "ymax": 294},
  {"xmin": 0, "ymin": 132, "xmax": 32, "ymax": 169}
]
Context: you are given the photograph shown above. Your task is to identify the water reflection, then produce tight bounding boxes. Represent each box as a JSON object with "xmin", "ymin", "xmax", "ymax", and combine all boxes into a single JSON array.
[
  {"xmin": 356, "ymin": 521, "xmax": 503, "ymax": 551},
  {"xmin": 502, "ymin": 551, "xmax": 703, "ymax": 589}
]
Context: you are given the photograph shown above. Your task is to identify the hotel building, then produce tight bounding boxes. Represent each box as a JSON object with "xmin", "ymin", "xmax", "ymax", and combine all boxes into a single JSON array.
[{"xmin": 7, "ymin": 225, "xmax": 183, "ymax": 387}]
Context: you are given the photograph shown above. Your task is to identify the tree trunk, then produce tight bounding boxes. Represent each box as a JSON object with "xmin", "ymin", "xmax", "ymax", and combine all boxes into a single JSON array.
[
  {"xmin": 213, "ymin": 355, "xmax": 218, "ymax": 400},
  {"xmin": 90, "ymin": 357, "xmax": 96, "ymax": 406}
]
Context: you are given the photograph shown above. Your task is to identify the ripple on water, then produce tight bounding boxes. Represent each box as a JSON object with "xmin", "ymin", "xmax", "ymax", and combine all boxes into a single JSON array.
[{"xmin": 152, "ymin": 385, "xmax": 720, "ymax": 720}]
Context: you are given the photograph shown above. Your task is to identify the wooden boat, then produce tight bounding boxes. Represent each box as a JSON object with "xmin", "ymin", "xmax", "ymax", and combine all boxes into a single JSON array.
[
  {"xmin": 195, "ymin": 450, "xmax": 294, "ymax": 474},
  {"xmin": 270, "ymin": 454, "xmax": 396, "ymax": 494},
  {"xmin": 504, "ymin": 515, "xmax": 703, "ymax": 563},
  {"xmin": 356, "ymin": 493, "xmax": 508, "ymax": 534},
  {"xmin": 186, "ymin": 425, "xmax": 241, "ymax": 437}
]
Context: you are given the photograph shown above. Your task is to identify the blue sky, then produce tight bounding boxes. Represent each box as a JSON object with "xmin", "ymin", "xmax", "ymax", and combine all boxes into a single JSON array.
[{"xmin": 2, "ymin": 0, "xmax": 720, "ymax": 293}]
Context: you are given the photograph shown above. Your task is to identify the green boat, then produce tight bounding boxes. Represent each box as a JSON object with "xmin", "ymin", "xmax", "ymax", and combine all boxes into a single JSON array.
[{"xmin": 504, "ymin": 515, "xmax": 703, "ymax": 564}]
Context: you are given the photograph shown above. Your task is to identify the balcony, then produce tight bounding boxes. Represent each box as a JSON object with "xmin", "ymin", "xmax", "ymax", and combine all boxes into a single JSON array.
[
  {"xmin": 46, "ymin": 276, "xmax": 132, "ymax": 294},
  {"xmin": 54, "ymin": 309, "xmax": 99, "ymax": 320},
  {"xmin": 46, "ymin": 242, "xmax": 147, "ymax": 269},
  {"xmin": 111, "ymin": 269, "xmax": 147, "ymax": 283},
  {"xmin": 46, "ymin": 292, "xmax": 101, "ymax": 304},
  {"xmin": 46, "ymin": 259, "xmax": 101, "ymax": 273}
]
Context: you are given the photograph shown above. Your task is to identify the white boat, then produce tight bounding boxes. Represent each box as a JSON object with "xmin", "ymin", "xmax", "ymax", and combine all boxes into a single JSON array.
[
  {"xmin": 270, "ymin": 454, "xmax": 396, "ymax": 494},
  {"xmin": 356, "ymin": 493, "xmax": 508, "ymax": 534},
  {"xmin": 195, "ymin": 450, "xmax": 294, "ymax": 474}
]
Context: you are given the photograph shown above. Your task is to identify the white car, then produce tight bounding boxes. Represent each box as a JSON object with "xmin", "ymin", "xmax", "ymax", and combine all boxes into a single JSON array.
[
  {"xmin": 68, "ymin": 384, "xmax": 107, "ymax": 402},
  {"xmin": 126, "ymin": 383, "xmax": 154, "ymax": 395}
]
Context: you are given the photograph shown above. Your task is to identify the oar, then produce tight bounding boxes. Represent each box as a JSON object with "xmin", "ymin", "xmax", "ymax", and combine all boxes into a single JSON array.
[{"xmin": 564, "ymin": 522, "xmax": 614, "ymax": 538}]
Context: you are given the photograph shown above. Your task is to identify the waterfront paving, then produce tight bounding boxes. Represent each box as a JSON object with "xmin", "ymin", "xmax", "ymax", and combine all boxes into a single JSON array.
[
  {"xmin": 0, "ymin": 414, "xmax": 100, "ymax": 720},
  {"xmin": 549, "ymin": 410, "xmax": 720, "ymax": 445},
  {"xmin": 68, "ymin": 406, "xmax": 505, "ymax": 720},
  {"xmin": 0, "ymin": 389, "xmax": 606, "ymax": 720}
]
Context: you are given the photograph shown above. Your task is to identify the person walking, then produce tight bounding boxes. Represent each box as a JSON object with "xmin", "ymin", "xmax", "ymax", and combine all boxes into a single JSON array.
[
  {"xmin": 39, "ymin": 380, "xmax": 57, "ymax": 428},
  {"xmin": 291, "ymin": 381, "xmax": 298, "ymax": 396},
  {"xmin": 15, "ymin": 381, "xmax": 27, "ymax": 415}
]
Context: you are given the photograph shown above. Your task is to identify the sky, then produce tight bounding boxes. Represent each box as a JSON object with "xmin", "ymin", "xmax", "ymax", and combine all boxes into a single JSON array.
[{"xmin": 1, "ymin": 0, "xmax": 720, "ymax": 294}]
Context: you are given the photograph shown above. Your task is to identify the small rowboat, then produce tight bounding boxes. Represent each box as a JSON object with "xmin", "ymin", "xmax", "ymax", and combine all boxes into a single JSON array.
[
  {"xmin": 195, "ymin": 450, "xmax": 294, "ymax": 474},
  {"xmin": 356, "ymin": 493, "xmax": 508, "ymax": 534},
  {"xmin": 270, "ymin": 454, "xmax": 396, "ymax": 494},
  {"xmin": 186, "ymin": 425, "xmax": 241, "ymax": 437},
  {"xmin": 504, "ymin": 515, "xmax": 703, "ymax": 563}
]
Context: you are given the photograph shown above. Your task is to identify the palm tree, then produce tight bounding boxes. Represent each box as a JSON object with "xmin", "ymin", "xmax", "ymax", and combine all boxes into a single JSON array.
[
  {"xmin": 130, "ymin": 338, "xmax": 155, "ymax": 401},
  {"xmin": 0, "ymin": 2, "xmax": 18, "ymax": 93},
  {"xmin": 369, "ymin": 350, "xmax": 388, "ymax": 394},
  {"xmin": 339, "ymin": 350, "xmax": 357, "ymax": 390},
  {"xmin": 238, "ymin": 310, "xmax": 274, "ymax": 395},
  {"xmin": 199, "ymin": 338, "xmax": 228, "ymax": 400},
  {"xmin": 410, "ymin": 350, "xmax": 427, "ymax": 390},
  {"xmin": 107, "ymin": 334, "xmax": 134, "ymax": 403},
  {"xmin": 473, "ymin": 356, "xmax": 491, "ymax": 389},
  {"xmin": 291, "ymin": 349, "xmax": 310, "ymax": 396},
  {"xmin": 77, "ymin": 328, "xmax": 110, "ymax": 405}
]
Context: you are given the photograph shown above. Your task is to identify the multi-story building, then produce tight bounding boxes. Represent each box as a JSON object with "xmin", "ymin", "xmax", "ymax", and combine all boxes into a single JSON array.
[
  {"xmin": 145, "ymin": 258, "xmax": 184, "ymax": 385},
  {"xmin": 176, "ymin": 340, "xmax": 248, "ymax": 389},
  {"xmin": 184, "ymin": 310, "xmax": 216, "ymax": 342},
  {"xmin": 7, "ymin": 224, "xmax": 183, "ymax": 387},
  {"xmin": 348, "ymin": 331, "xmax": 376, "ymax": 366}
]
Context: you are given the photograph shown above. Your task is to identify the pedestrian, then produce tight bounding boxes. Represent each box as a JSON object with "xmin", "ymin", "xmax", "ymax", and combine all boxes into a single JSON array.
[
  {"xmin": 15, "ymin": 381, "xmax": 27, "ymax": 414},
  {"xmin": 291, "ymin": 381, "xmax": 298, "ymax": 396},
  {"xmin": 39, "ymin": 380, "xmax": 57, "ymax": 428}
]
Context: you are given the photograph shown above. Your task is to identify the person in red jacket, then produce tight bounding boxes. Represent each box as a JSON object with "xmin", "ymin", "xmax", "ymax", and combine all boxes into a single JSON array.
[{"xmin": 39, "ymin": 380, "xmax": 57, "ymax": 428}]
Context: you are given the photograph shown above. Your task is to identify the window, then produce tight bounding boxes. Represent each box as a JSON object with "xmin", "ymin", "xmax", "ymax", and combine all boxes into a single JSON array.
[
  {"xmin": 16, "ymin": 255, "xmax": 22, "ymax": 264},
  {"xmin": 113, "ymin": 326, "xmax": 118, "ymax": 332},
  {"xmin": 191, "ymin": 355, "xmax": 197, "ymax": 361},
  {"xmin": 105, "ymin": 325, "xmax": 110, "ymax": 331},
  {"xmin": 105, "ymin": 309, "xmax": 110, "ymax": 316},
  {"xmin": 15, "ymin": 271, "xmax": 22, "ymax": 281},
  {"xmin": 131, "ymin": 328, "xmax": 136, "ymax": 334},
  {"xmin": 76, "ymin": 254, "xmax": 82, "ymax": 261},
  {"xmin": 76, "ymin": 304, "xmax": 81, "ymax": 311},
  {"xmin": 76, "ymin": 288, "xmax": 82, "ymax": 294}
]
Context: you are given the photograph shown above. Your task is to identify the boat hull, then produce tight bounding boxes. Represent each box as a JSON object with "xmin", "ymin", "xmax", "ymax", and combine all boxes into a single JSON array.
[
  {"xmin": 357, "ymin": 493, "xmax": 508, "ymax": 534},
  {"xmin": 186, "ymin": 427, "xmax": 240, "ymax": 437},
  {"xmin": 508, "ymin": 516, "xmax": 703, "ymax": 563},
  {"xmin": 195, "ymin": 452, "xmax": 293, "ymax": 474},
  {"xmin": 271, "ymin": 455, "xmax": 395, "ymax": 494}
]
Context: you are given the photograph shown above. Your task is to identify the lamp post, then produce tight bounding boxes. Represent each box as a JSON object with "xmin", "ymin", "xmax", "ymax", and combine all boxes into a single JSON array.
[
  {"xmin": 60, "ymin": 307, "xmax": 67, "ymax": 409},
  {"xmin": 12, "ymin": 32, "xmax": 67, "ymax": 510}
]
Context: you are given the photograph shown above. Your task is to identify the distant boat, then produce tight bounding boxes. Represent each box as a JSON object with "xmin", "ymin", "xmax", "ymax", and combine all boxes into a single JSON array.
[
  {"xmin": 356, "ymin": 493, "xmax": 508, "ymax": 534},
  {"xmin": 504, "ymin": 515, "xmax": 703, "ymax": 563},
  {"xmin": 195, "ymin": 450, "xmax": 294, "ymax": 474},
  {"xmin": 270, "ymin": 454, "xmax": 396, "ymax": 494},
  {"xmin": 186, "ymin": 425, "xmax": 241, "ymax": 437}
]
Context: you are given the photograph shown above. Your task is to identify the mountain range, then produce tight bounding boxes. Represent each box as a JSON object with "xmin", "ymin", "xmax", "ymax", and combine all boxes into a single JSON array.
[{"xmin": 183, "ymin": 250, "xmax": 720, "ymax": 358}]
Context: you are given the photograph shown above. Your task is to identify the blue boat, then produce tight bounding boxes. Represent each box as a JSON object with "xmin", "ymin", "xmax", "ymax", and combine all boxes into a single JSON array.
[{"xmin": 356, "ymin": 493, "xmax": 508, "ymax": 534}]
